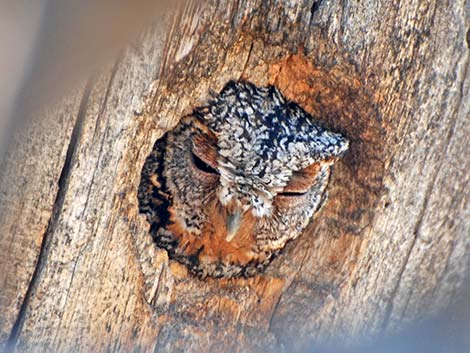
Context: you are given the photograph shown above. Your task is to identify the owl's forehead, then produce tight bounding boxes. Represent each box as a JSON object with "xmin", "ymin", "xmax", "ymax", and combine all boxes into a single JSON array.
[{"xmin": 196, "ymin": 81, "xmax": 347, "ymax": 185}]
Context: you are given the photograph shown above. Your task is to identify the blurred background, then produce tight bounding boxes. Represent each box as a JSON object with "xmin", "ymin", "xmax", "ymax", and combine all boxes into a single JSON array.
[{"xmin": 0, "ymin": 0, "xmax": 176, "ymax": 161}]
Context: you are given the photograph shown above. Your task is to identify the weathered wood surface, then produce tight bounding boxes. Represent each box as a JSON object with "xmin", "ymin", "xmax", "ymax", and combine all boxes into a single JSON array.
[
  {"xmin": 1, "ymin": 1, "xmax": 469, "ymax": 352},
  {"xmin": 0, "ymin": 93, "xmax": 81, "ymax": 346}
]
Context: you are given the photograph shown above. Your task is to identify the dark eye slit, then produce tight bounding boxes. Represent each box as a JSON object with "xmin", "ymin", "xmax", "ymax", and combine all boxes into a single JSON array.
[
  {"xmin": 191, "ymin": 151, "xmax": 219, "ymax": 175},
  {"xmin": 278, "ymin": 191, "xmax": 307, "ymax": 197}
]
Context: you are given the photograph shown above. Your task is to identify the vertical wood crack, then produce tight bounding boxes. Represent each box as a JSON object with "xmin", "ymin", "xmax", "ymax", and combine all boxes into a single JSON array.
[
  {"xmin": 381, "ymin": 46, "xmax": 470, "ymax": 331},
  {"xmin": 4, "ymin": 80, "xmax": 93, "ymax": 353}
]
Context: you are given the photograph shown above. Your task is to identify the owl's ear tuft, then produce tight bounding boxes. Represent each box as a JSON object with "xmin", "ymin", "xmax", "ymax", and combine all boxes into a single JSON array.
[
  {"xmin": 217, "ymin": 80, "xmax": 243, "ymax": 99},
  {"xmin": 311, "ymin": 130, "xmax": 349, "ymax": 162},
  {"xmin": 329, "ymin": 132, "xmax": 349, "ymax": 158}
]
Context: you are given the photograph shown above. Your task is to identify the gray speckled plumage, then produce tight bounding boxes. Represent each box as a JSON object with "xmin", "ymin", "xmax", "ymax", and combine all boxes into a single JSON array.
[{"xmin": 138, "ymin": 80, "xmax": 348, "ymax": 278}]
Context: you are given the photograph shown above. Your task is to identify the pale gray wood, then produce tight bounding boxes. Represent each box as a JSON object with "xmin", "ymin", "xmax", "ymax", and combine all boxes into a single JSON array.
[{"xmin": 0, "ymin": 92, "xmax": 82, "ymax": 345}]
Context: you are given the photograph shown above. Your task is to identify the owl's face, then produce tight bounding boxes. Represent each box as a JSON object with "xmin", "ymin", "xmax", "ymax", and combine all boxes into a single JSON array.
[{"xmin": 139, "ymin": 81, "xmax": 348, "ymax": 278}]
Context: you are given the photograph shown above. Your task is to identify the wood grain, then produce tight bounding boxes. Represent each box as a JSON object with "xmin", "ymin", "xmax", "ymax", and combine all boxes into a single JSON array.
[{"xmin": 0, "ymin": 91, "xmax": 82, "ymax": 348}]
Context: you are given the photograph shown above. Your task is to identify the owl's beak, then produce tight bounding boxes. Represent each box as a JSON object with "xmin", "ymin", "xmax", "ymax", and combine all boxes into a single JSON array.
[{"xmin": 225, "ymin": 210, "xmax": 242, "ymax": 242}]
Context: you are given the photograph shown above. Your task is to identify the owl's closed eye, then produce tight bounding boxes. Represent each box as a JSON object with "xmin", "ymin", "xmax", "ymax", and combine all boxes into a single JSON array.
[{"xmin": 138, "ymin": 80, "xmax": 348, "ymax": 278}]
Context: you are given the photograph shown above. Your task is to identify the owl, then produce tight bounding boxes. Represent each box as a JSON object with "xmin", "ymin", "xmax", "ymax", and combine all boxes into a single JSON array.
[{"xmin": 138, "ymin": 81, "xmax": 348, "ymax": 278}]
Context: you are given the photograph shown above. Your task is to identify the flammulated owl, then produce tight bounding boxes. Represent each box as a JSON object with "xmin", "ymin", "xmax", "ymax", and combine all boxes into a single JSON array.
[{"xmin": 138, "ymin": 81, "xmax": 348, "ymax": 278}]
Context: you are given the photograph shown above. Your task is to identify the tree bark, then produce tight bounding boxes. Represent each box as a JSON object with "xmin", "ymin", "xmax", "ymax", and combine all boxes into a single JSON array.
[{"xmin": 1, "ymin": 1, "xmax": 469, "ymax": 352}]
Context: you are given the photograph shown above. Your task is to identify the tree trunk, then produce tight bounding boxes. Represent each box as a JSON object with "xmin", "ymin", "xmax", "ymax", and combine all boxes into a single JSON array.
[{"xmin": 1, "ymin": 1, "xmax": 469, "ymax": 352}]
